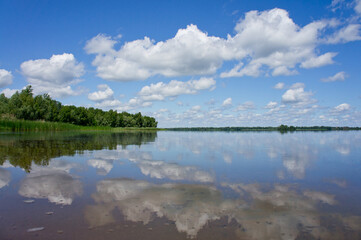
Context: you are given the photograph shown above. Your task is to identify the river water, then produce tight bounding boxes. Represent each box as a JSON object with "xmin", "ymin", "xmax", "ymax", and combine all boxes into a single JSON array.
[{"xmin": 1, "ymin": 131, "xmax": 361, "ymax": 239}]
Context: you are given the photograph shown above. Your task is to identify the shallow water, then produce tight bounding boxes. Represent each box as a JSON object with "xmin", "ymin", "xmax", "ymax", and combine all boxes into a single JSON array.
[{"xmin": 1, "ymin": 131, "xmax": 361, "ymax": 239}]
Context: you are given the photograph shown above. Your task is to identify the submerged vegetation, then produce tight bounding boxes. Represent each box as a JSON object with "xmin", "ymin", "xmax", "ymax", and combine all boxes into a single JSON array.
[{"xmin": 0, "ymin": 86, "xmax": 157, "ymax": 130}]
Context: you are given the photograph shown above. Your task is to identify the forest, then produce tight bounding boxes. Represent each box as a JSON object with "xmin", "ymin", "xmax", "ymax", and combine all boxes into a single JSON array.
[{"xmin": 0, "ymin": 86, "xmax": 157, "ymax": 128}]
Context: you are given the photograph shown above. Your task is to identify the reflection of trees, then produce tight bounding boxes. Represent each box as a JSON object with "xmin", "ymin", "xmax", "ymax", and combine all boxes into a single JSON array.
[
  {"xmin": 85, "ymin": 179, "xmax": 361, "ymax": 239},
  {"xmin": 0, "ymin": 131, "xmax": 157, "ymax": 172}
]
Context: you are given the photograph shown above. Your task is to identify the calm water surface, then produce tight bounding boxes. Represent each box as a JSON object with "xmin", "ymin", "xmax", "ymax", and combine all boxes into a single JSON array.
[{"xmin": 1, "ymin": 131, "xmax": 361, "ymax": 239}]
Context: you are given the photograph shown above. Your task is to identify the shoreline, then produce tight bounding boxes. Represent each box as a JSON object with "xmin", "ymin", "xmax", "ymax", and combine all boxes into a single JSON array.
[{"xmin": 1, "ymin": 119, "xmax": 360, "ymax": 132}]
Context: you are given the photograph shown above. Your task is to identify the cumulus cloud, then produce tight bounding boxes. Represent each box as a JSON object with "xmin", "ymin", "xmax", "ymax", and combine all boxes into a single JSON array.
[
  {"xmin": 330, "ymin": 0, "xmax": 345, "ymax": 11},
  {"xmin": 236, "ymin": 101, "xmax": 255, "ymax": 111},
  {"xmin": 116, "ymin": 77, "xmax": 216, "ymax": 111},
  {"xmin": 326, "ymin": 24, "xmax": 361, "ymax": 44},
  {"xmin": 88, "ymin": 84, "xmax": 114, "ymax": 102},
  {"xmin": 300, "ymin": 52, "xmax": 337, "ymax": 69},
  {"xmin": 137, "ymin": 77, "xmax": 215, "ymax": 101},
  {"xmin": 356, "ymin": 0, "xmax": 361, "ymax": 14},
  {"xmin": 321, "ymin": 71, "xmax": 347, "ymax": 82},
  {"xmin": 332, "ymin": 103, "xmax": 351, "ymax": 113},
  {"xmin": 221, "ymin": 8, "xmax": 329, "ymax": 77},
  {"xmin": 282, "ymin": 83, "xmax": 315, "ymax": 105},
  {"xmin": 0, "ymin": 88, "xmax": 22, "ymax": 97},
  {"xmin": 87, "ymin": 84, "xmax": 125, "ymax": 110},
  {"xmin": 222, "ymin": 97, "xmax": 232, "ymax": 107},
  {"xmin": 85, "ymin": 26, "xmax": 233, "ymax": 81},
  {"xmin": 265, "ymin": 101, "xmax": 278, "ymax": 109},
  {"xmin": 86, "ymin": 8, "xmax": 354, "ymax": 82},
  {"xmin": 274, "ymin": 82, "xmax": 285, "ymax": 89},
  {"xmin": 20, "ymin": 53, "xmax": 85, "ymax": 98},
  {"xmin": 272, "ymin": 66, "xmax": 298, "ymax": 76},
  {"xmin": 0, "ymin": 69, "xmax": 13, "ymax": 88}
]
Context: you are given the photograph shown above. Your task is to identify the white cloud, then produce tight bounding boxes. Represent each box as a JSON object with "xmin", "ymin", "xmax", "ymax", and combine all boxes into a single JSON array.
[
  {"xmin": 1, "ymin": 88, "xmax": 21, "ymax": 97},
  {"xmin": 85, "ymin": 25, "xmax": 233, "ymax": 81},
  {"xmin": 222, "ymin": 97, "xmax": 232, "ymax": 107},
  {"xmin": 272, "ymin": 66, "xmax": 298, "ymax": 76},
  {"xmin": 87, "ymin": 84, "xmax": 124, "ymax": 110},
  {"xmin": 84, "ymin": 34, "xmax": 117, "ymax": 55},
  {"xmin": 265, "ymin": 101, "xmax": 278, "ymax": 109},
  {"xmin": 88, "ymin": 84, "xmax": 114, "ymax": 102},
  {"xmin": 326, "ymin": 24, "xmax": 361, "ymax": 44},
  {"xmin": 0, "ymin": 69, "xmax": 13, "ymax": 88},
  {"xmin": 330, "ymin": 0, "xmax": 345, "ymax": 11},
  {"xmin": 356, "ymin": 0, "xmax": 361, "ymax": 14},
  {"xmin": 220, "ymin": 62, "xmax": 262, "ymax": 78},
  {"xmin": 300, "ymin": 52, "xmax": 337, "ymax": 69},
  {"xmin": 333, "ymin": 103, "xmax": 351, "ymax": 112},
  {"xmin": 322, "ymin": 71, "xmax": 347, "ymax": 82},
  {"xmin": 274, "ymin": 82, "xmax": 285, "ymax": 89},
  {"xmin": 95, "ymin": 99, "xmax": 122, "ymax": 109},
  {"xmin": 86, "ymin": 8, "xmax": 354, "ymax": 81},
  {"xmin": 191, "ymin": 105, "xmax": 201, "ymax": 111},
  {"xmin": 222, "ymin": 8, "xmax": 329, "ymax": 77},
  {"xmin": 281, "ymin": 83, "xmax": 315, "ymax": 105},
  {"xmin": 137, "ymin": 77, "xmax": 215, "ymax": 102},
  {"xmin": 20, "ymin": 53, "xmax": 85, "ymax": 98},
  {"xmin": 117, "ymin": 77, "xmax": 216, "ymax": 111},
  {"xmin": 237, "ymin": 101, "xmax": 255, "ymax": 111}
]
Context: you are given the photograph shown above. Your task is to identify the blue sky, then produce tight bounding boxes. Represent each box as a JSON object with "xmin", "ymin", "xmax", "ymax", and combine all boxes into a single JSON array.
[{"xmin": 0, "ymin": 0, "xmax": 361, "ymax": 127}]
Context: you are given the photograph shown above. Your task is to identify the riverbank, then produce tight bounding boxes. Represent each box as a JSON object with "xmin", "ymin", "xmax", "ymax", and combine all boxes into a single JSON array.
[
  {"xmin": 1, "ymin": 119, "xmax": 360, "ymax": 132},
  {"xmin": 0, "ymin": 119, "xmax": 161, "ymax": 132}
]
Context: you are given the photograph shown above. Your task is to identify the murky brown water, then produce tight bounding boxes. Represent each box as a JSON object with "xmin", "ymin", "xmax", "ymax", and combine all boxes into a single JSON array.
[{"xmin": 1, "ymin": 131, "xmax": 361, "ymax": 239}]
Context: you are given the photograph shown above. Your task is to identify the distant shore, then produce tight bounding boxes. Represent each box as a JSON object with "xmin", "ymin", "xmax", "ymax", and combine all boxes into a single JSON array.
[
  {"xmin": 1, "ymin": 119, "xmax": 360, "ymax": 132},
  {"xmin": 164, "ymin": 125, "xmax": 361, "ymax": 132}
]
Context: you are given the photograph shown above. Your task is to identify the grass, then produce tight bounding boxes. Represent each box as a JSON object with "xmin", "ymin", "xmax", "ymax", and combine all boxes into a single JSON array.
[{"xmin": 0, "ymin": 119, "xmax": 160, "ymax": 132}]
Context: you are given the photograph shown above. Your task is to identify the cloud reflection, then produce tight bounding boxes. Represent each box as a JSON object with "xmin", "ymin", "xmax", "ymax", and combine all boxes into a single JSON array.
[
  {"xmin": 18, "ymin": 160, "xmax": 83, "ymax": 205},
  {"xmin": 87, "ymin": 148, "xmax": 214, "ymax": 182},
  {"xmin": 85, "ymin": 179, "xmax": 361, "ymax": 239},
  {"xmin": 0, "ymin": 168, "xmax": 11, "ymax": 189},
  {"xmin": 88, "ymin": 159, "xmax": 114, "ymax": 175},
  {"xmin": 130, "ymin": 158, "xmax": 214, "ymax": 183},
  {"xmin": 85, "ymin": 179, "xmax": 240, "ymax": 237}
]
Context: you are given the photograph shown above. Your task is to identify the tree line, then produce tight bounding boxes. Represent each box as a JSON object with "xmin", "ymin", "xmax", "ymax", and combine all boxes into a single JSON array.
[
  {"xmin": 166, "ymin": 125, "xmax": 360, "ymax": 132},
  {"xmin": 0, "ymin": 86, "xmax": 157, "ymax": 128}
]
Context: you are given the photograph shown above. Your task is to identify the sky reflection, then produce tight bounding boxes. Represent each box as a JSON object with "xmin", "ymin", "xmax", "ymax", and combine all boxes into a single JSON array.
[{"xmin": 1, "ymin": 131, "xmax": 361, "ymax": 239}]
